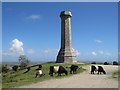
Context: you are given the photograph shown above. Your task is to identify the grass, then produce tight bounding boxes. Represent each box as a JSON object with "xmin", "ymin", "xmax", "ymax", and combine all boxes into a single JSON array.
[
  {"xmin": 112, "ymin": 70, "xmax": 120, "ymax": 79},
  {"xmin": 2, "ymin": 62, "xmax": 86, "ymax": 88}
]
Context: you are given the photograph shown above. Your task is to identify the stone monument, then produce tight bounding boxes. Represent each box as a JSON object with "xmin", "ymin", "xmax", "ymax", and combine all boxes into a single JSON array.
[{"xmin": 56, "ymin": 11, "xmax": 76, "ymax": 63}]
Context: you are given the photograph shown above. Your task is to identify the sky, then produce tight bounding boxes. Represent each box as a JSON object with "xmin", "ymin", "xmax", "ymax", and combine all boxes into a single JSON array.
[{"xmin": 2, "ymin": 2, "xmax": 118, "ymax": 63}]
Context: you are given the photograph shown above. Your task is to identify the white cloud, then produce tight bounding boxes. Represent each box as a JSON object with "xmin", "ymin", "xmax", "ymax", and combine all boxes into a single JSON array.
[
  {"xmin": 27, "ymin": 49, "xmax": 35, "ymax": 54},
  {"xmin": 42, "ymin": 48, "xmax": 58, "ymax": 53},
  {"xmin": 75, "ymin": 50, "xmax": 80, "ymax": 56},
  {"xmin": 98, "ymin": 51, "xmax": 104, "ymax": 54},
  {"xmin": 72, "ymin": 48, "xmax": 81, "ymax": 56},
  {"xmin": 9, "ymin": 39, "xmax": 24, "ymax": 55},
  {"xmin": 98, "ymin": 51, "xmax": 111, "ymax": 56},
  {"xmin": 91, "ymin": 51, "xmax": 111, "ymax": 56},
  {"xmin": 105, "ymin": 52, "xmax": 111, "ymax": 55},
  {"xmin": 91, "ymin": 52, "xmax": 97, "ymax": 55},
  {"xmin": 94, "ymin": 40, "xmax": 103, "ymax": 43},
  {"xmin": 27, "ymin": 14, "xmax": 40, "ymax": 20}
]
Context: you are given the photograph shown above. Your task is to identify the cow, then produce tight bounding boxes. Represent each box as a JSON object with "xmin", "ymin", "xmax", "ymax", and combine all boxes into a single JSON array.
[
  {"xmin": 97, "ymin": 66, "xmax": 106, "ymax": 74},
  {"xmin": 49, "ymin": 66, "xmax": 68, "ymax": 76},
  {"xmin": 91, "ymin": 65, "xmax": 97, "ymax": 74},
  {"xmin": 113, "ymin": 61, "xmax": 118, "ymax": 65},
  {"xmin": 70, "ymin": 65, "xmax": 78, "ymax": 74},
  {"xmin": 104, "ymin": 62, "xmax": 109, "ymax": 65},
  {"xmin": 36, "ymin": 64, "xmax": 42, "ymax": 70},
  {"xmin": 35, "ymin": 70, "xmax": 45, "ymax": 78}
]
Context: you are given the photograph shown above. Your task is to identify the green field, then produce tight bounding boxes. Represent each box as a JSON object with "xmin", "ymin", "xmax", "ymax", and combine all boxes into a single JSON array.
[
  {"xmin": 2, "ymin": 62, "xmax": 86, "ymax": 88},
  {"xmin": 112, "ymin": 70, "xmax": 120, "ymax": 79}
]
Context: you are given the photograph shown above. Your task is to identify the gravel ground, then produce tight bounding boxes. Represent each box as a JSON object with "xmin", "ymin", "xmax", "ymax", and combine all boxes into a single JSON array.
[{"xmin": 18, "ymin": 65, "xmax": 118, "ymax": 88}]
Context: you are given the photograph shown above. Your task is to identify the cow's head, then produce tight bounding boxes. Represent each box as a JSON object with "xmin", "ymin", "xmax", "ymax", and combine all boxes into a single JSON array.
[
  {"xmin": 103, "ymin": 71, "xmax": 106, "ymax": 74},
  {"xmin": 65, "ymin": 70, "xmax": 68, "ymax": 75}
]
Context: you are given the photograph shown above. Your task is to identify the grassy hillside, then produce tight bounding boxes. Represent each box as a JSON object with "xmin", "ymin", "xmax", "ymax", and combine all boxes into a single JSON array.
[{"xmin": 2, "ymin": 62, "xmax": 86, "ymax": 88}]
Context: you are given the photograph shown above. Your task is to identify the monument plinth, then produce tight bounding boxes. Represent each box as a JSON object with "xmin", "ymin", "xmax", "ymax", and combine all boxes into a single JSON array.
[{"xmin": 56, "ymin": 11, "xmax": 76, "ymax": 63}]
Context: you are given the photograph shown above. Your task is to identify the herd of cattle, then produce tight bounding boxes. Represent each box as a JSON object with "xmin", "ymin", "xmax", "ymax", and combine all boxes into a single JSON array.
[
  {"xmin": 35, "ymin": 64, "xmax": 106, "ymax": 77},
  {"xmin": 36, "ymin": 65, "xmax": 80, "ymax": 77}
]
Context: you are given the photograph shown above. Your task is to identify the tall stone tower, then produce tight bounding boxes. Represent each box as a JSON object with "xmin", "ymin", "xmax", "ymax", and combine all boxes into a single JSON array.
[{"xmin": 56, "ymin": 11, "xmax": 76, "ymax": 63}]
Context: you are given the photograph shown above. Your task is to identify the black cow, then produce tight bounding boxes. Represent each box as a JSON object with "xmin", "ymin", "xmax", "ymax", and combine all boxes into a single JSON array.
[
  {"xmin": 36, "ymin": 64, "xmax": 42, "ymax": 70},
  {"xmin": 97, "ymin": 66, "xmax": 106, "ymax": 74},
  {"xmin": 91, "ymin": 65, "xmax": 97, "ymax": 74},
  {"xmin": 49, "ymin": 66, "xmax": 68, "ymax": 76},
  {"xmin": 104, "ymin": 62, "xmax": 109, "ymax": 65},
  {"xmin": 70, "ymin": 65, "xmax": 78, "ymax": 74},
  {"xmin": 113, "ymin": 61, "xmax": 118, "ymax": 65}
]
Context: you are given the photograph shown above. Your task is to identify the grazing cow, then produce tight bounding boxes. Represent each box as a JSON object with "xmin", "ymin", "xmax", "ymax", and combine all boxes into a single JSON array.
[
  {"xmin": 91, "ymin": 62, "xmax": 96, "ymax": 64},
  {"xmin": 70, "ymin": 65, "xmax": 78, "ymax": 74},
  {"xmin": 104, "ymin": 62, "xmax": 109, "ymax": 65},
  {"xmin": 97, "ymin": 66, "xmax": 106, "ymax": 74},
  {"xmin": 49, "ymin": 66, "xmax": 68, "ymax": 76},
  {"xmin": 36, "ymin": 64, "xmax": 42, "ymax": 70},
  {"xmin": 35, "ymin": 70, "xmax": 45, "ymax": 78},
  {"xmin": 113, "ymin": 61, "xmax": 118, "ymax": 65},
  {"xmin": 91, "ymin": 65, "xmax": 97, "ymax": 74}
]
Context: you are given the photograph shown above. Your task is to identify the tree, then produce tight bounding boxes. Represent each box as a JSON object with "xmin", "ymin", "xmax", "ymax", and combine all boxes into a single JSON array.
[{"xmin": 19, "ymin": 55, "xmax": 30, "ymax": 69}]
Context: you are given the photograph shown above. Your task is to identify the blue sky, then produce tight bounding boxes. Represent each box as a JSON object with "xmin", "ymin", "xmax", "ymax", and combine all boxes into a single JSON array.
[{"xmin": 2, "ymin": 2, "xmax": 118, "ymax": 63}]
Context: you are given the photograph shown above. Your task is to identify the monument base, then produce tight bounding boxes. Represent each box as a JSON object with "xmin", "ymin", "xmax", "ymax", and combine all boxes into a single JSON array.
[
  {"xmin": 56, "ymin": 56, "xmax": 76, "ymax": 63},
  {"xmin": 56, "ymin": 48, "xmax": 77, "ymax": 63}
]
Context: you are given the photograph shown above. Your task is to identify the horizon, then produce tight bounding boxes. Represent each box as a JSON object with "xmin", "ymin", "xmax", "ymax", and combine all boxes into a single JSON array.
[{"xmin": 2, "ymin": 2, "xmax": 118, "ymax": 63}]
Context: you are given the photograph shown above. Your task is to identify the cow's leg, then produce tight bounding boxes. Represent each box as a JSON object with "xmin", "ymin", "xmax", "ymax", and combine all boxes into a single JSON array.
[
  {"xmin": 58, "ymin": 73, "xmax": 60, "ymax": 76},
  {"xmin": 70, "ymin": 70, "xmax": 72, "ymax": 74},
  {"xmin": 75, "ymin": 69, "xmax": 77, "ymax": 73},
  {"xmin": 51, "ymin": 73, "xmax": 53, "ymax": 76},
  {"xmin": 91, "ymin": 71, "xmax": 94, "ymax": 74},
  {"xmin": 73, "ymin": 70, "xmax": 75, "ymax": 74}
]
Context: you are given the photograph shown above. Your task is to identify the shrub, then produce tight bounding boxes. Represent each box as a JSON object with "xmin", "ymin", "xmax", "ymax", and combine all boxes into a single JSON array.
[
  {"xmin": 20, "ymin": 62, "xmax": 27, "ymax": 69},
  {"xmin": 12, "ymin": 65, "xmax": 19, "ymax": 71},
  {"xmin": 2, "ymin": 64, "xmax": 10, "ymax": 73}
]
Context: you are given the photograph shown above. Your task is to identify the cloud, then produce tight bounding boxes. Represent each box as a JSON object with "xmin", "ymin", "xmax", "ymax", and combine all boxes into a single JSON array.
[
  {"xmin": 98, "ymin": 51, "xmax": 104, "ymax": 54},
  {"xmin": 72, "ymin": 48, "xmax": 81, "ymax": 56},
  {"xmin": 91, "ymin": 51, "xmax": 111, "ymax": 56},
  {"xmin": 9, "ymin": 39, "xmax": 24, "ymax": 55},
  {"xmin": 98, "ymin": 51, "xmax": 111, "ymax": 55},
  {"xmin": 27, "ymin": 49, "xmax": 35, "ymax": 54},
  {"xmin": 105, "ymin": 52, "xmax": 111, "ymax": 55},
  {"xmin": 91, "ymin": 52, "xmax": 97, "ymax": 56},
  {"xmin": 42, "ymin": 48, "xmax": 58, "ymax": 53},
  {"xmin": 94, "ymin": 40, "xmax": 103, "ymax": 43},
  {"xmin": 27, "ymin": 14, "xmax": 40, "ymax": 20}
]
